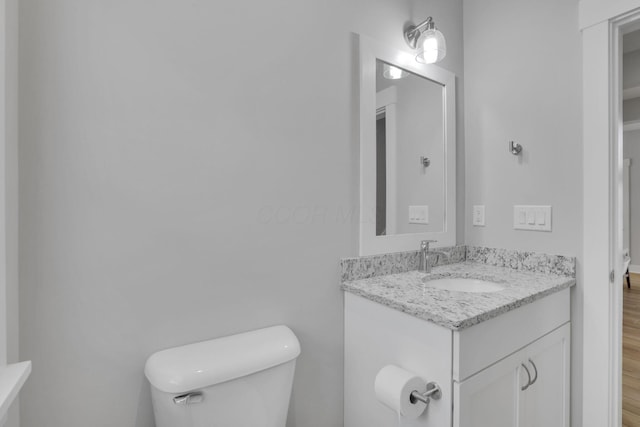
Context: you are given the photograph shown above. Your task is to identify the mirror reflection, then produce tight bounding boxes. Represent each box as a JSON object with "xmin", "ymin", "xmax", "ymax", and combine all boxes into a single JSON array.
[{"xmin": 375, "ymin": 59, "xmax": 445, "ymax": 236}]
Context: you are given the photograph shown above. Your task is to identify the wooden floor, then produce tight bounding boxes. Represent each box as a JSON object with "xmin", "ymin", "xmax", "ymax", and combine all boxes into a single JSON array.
[{"xmin": 623, "ymin": 272, "xmax": 640, "ymax": 426}]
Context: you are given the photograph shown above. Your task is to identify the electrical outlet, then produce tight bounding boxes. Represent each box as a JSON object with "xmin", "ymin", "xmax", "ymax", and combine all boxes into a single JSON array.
[{"xmin": 473, "ymin": 205, "xmax": 485, "ymax": 226}]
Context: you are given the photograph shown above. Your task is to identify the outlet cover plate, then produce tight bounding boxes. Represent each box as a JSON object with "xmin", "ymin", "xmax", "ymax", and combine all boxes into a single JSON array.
[
  {"xmin": 409, "ymin": 205, "xmax": 429, "ymax": 224},
  {"xmin": 473, "ymin": 205, "xmax": 485, "ymax": 226}
]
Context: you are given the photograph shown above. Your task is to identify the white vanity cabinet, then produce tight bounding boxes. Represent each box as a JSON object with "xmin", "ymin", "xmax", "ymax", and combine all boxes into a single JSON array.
[
  {"xmin": 344, "ymin": 288, "xmax": 570, "ymax": 427},
  {"xmin": 454, "ymin": 323, "xmax": 570, "ymax": 427}
]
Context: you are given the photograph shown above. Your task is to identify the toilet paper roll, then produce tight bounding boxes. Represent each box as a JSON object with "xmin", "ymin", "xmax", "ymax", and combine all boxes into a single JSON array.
[{"xmin": 374, "ymin": 365, "xmax": 427, "ymax": 420}]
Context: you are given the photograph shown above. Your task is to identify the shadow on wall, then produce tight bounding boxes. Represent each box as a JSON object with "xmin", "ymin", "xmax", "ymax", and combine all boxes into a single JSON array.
[{"xmin": 135, "ymin": 377, "xmax": 154, "ymax": 427}]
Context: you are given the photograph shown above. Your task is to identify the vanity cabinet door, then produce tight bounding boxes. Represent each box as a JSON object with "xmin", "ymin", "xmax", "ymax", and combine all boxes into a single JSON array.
[
  {"xmin": 453, "ymin": 349, "xmax": 526, "ymax": 427},
  {"xmin": 519, "ymin": 323, "xmax": 570, "ymax": 427},
  {"xmin": 454, "ymin": 323, "xmax": 570, "ymax": 427}
]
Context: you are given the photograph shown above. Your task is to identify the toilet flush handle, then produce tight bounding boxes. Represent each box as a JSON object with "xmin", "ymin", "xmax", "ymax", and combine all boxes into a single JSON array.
[{"xmin": 173, "ymin": 391, "xmax": 204, "ymax": 405}]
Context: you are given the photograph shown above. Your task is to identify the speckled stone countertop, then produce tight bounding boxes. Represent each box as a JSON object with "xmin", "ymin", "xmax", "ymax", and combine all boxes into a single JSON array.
[{"xmin": 342, "ymin": 261, "xmax": 575, "ymax": 330}]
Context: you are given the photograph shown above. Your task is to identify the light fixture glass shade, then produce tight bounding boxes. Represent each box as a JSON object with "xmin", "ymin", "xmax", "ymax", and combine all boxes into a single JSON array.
[
  {"xmin": 382, "ymin": 63, "xmax": 408, "ymax": 80},
  {"xmin": 415, "ymin": 28, "xmax": 446, "ymax": 64}
]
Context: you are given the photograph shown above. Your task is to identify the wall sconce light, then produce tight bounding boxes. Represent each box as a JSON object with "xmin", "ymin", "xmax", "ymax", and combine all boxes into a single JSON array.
[
  {"xmin": 382, "ymin": 63, "xmax": 409, "ymax": 80},
  {"xmin": 404, "ymin": 17, "xmax": 446, "ymax": 64}
]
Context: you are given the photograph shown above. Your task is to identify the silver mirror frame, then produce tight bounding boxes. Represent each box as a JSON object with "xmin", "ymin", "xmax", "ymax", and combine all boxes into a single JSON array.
[{"xmin": 358, "ymin": 35, "xmax": 456, "ymax": 256}]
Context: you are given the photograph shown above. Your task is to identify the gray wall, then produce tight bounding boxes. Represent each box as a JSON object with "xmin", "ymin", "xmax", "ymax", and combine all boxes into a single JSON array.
[
  {"xmin": 624, "ymin": 43, "xmax": 640, "ymax": 268},
  {"xmin": 17, "ymin": 1, "xmax": 463, "ymax": 426},
  {"xmin": 625, "ymin": 130, "xmax": 640, "ymax": 267},
  {"xmin": 462, "ymin": 0, "xmax": 582, "ymax": 425},
  {"xmin": 624, "ymin": 47, "xmax": 640, "ymax": 123},
  {"xmin": 624, "ymin": 98, "xmax": 640, "ymax": 123},
  {"xmin": 5, "ymin": 0, "xmax": 20, "ymax": 425},
  {"xmin": 624, "ymin": 49, "xmax": 640, "ymax": 92},
  {"xmin": 463, "ymin": 0, "xmax": 582, "ymax": 256},
  {"xmin": 394, "ymin": 76, "xmax": 445, "ymax": 234}
]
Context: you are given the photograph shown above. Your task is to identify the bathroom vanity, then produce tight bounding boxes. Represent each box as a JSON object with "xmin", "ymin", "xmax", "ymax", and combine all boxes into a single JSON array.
[
  {"xmin": 351, "ymin": 32, "xmax": 574, "ymax": 427},
  {"xmin": 342, "ymin": 248, "xmax": 575, "ymax": 427}
]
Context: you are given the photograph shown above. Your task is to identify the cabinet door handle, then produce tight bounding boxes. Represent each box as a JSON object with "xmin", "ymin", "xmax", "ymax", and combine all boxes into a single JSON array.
[
  {"xmin": 528, "ymin": 359, "xmax": 538, "ymax": 386},
  {"xmin": 520, "ymin": 363, "xmax": 532, "ymax": 391}
]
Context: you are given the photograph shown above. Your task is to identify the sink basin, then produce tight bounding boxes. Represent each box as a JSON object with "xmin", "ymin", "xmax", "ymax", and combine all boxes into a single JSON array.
[{"xmin": 422, "ymin": 278, "xmax": 505, "ymax": 293}]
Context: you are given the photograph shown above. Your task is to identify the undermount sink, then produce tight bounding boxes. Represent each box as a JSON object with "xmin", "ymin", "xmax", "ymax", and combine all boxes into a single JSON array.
[{"xmin": 422, "ymin": 278, "xmax": 505, "ymax": 293}]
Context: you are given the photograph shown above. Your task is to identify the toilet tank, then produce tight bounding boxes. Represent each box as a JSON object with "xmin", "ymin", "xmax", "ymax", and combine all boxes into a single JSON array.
[{"xmin": 145, "ymin": 325, "xmax": 301, "ymax": 427}]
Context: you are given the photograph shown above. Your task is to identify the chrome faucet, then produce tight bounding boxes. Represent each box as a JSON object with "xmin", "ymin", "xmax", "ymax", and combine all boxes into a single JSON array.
[{"xmin": 420, "ymin": 240, "xmax": 449, "ymax": 273}]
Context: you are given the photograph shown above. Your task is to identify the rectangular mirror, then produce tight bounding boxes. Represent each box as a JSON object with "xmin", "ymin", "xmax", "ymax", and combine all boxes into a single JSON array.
[
  {"xmin": 359, "ymin": 35, "xmax": 456, "ymax": 255},
  {"xmin": 375, "ymin": 59, "xmax": 445, "ymax": 236}
]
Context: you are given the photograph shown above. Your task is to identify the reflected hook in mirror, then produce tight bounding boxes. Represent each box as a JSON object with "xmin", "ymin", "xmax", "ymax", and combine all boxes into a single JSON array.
[{"xmin": 509, "ymin": 140, "xmax": 523, "ymax": 155}]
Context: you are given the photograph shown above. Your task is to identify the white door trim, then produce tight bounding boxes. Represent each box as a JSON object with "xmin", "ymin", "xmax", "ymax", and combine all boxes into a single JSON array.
[
  {"xmin": 582, "ymin": 21, "xmax": 613, "ymax": 427},
  {"xmin": 582, "ymin": 6, "xmax": 640, "ymax": 427},
  {"xmin": 376, "ymin": 87, "xmax": 398, "ymax": 236},
  {"xmin": 609, "ymin": 16, "xmax": 623, "ymax": 427}
]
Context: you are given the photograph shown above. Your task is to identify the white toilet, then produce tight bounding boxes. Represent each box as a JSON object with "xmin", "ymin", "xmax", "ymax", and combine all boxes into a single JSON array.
[{"xmin": 145, "ymin": 325, "xmax": 301, "ymax": 427}]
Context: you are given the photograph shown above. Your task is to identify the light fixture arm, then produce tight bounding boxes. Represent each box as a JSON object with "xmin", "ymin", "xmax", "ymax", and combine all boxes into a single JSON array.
[{"xmin": 404, "ymin": 17, "xmax": 435, "ymax": 49}]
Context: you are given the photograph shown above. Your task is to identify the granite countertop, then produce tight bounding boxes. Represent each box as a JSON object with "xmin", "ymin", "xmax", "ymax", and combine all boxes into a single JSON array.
[{"xmin": 341, "ymin": 261, "xmax": 576, "ymax": 330}]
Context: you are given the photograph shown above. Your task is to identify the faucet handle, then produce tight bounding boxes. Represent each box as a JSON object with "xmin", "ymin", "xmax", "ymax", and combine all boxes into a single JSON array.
[{"xmin": 421, "ymin": 240, "xmax": 438, "ymax": 251}]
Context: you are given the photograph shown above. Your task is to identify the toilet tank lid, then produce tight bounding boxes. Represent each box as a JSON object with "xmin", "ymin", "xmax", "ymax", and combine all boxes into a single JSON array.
[{"xmin": 144, "ymin": 325, "xmax": 301, "ymax": 394}]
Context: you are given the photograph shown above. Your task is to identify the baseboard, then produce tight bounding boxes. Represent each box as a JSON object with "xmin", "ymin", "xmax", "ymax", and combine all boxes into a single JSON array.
[{"xmin": 630, "ymin": 265, "xmax": 640, "ymax": 274}]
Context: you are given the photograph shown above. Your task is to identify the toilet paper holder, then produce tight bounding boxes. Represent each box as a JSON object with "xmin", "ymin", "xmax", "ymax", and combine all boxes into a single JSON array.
[{"xmin": 409, "ymin": 382, "xmax": 442, "ymax": 406}]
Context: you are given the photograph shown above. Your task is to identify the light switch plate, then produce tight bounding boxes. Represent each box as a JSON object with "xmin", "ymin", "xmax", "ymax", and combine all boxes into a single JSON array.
[
  {"xmin": 513, "ymin": 206, "xmax": 552, "ymax": 231},
  {"xmin": 409, "ymin": 205, "xmax": 429, "ymax": 224},
  {"xmin": 473, "ymin": 205, "xmax": 485, "ymax": 226}
]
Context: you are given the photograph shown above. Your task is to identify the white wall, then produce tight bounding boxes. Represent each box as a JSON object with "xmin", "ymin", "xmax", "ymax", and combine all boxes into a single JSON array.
[
  {"xmin": 463, "ymin": 0, "xmax": 582, "ymax": 425},
  {"xmin": 17, "ymin": 1, "xmax": 463, "ymax": 426},
  {"xmin": 625, "ymin": 130, "xmax": 640, "ymax": 267}
]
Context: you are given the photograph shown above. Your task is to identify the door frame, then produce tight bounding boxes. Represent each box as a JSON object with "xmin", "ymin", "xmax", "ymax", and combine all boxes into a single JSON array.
[
  {"xmin": 581, "ymin": 3, "xmax": 640, "ymax": 427},
  {"xmin": 376, "ymin": 86, "xmax": 398, "ymax": 236}
]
